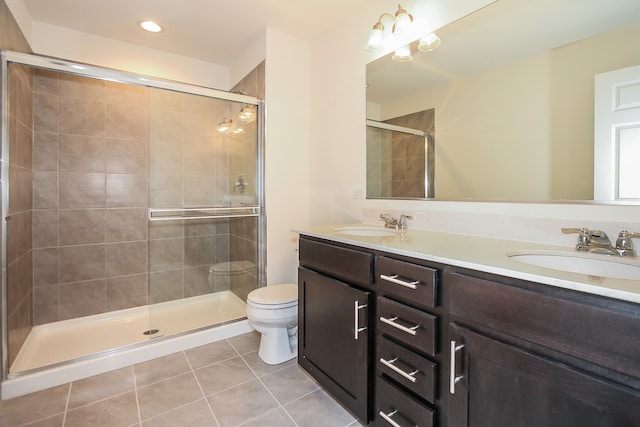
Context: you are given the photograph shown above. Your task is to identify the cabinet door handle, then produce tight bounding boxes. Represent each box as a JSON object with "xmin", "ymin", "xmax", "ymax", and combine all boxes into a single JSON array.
[
  {"xmin": 380, "ymin": 274, "xmax": 420, "ymax": 289},
  {"xmin": 379, "ymin": 357, "xmax": 419, "ymax": 383},
  {"xmin": 449, "ymin": 340, "xmax": 465, "ymax": 394},
  {"xmin": 354, "ymin": 301, "xmax": 368, "ymax": 340},
  {"xmin": 379, "ymin": 410, "xmax": 402, "ymax": 427},
  {"xmin": 379, "ymin": 316, "xmax": 419, "ymax": 336}
]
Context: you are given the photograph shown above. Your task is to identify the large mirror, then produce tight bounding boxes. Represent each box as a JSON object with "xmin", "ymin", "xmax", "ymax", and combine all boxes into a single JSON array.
[{"xmin": 366, "ymin": 0, "xmax": 640, "ymax": 202}]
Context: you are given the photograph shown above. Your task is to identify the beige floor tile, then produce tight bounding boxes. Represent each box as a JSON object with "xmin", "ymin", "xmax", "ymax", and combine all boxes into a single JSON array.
[
  {"xmin": 185, "ymin": 339, "xmax": 238, "ymax": 370},
  {"xmin": 64, "ymin": 391, "xmax": 139, "ymax": 427},
  {"xmin": 23, "ymin": 413, "xmax": 65, "ymax": 427},
  {"xmin": 208, "ymin": 379, "xmax": 278, "ymax": 427},
  {"xmin": 0, "ymin": 384, "xmax": 69, "ymax": 427},
  {"xmin": 227, "ymin": 331, "xmax": 260, "ymax": 355},
  {"xmin": 68, "ymin": 366, "xmax": 135, "ymax": 409},
  {"xmin": 241, "ymin": 351, "xmax": 297, "ymax": 377},
  {"xmin": 260, "ymin": 365, "xmax": 320, "ymax": 405},
  {"xmin": 238, "ymin": 407, "xmax": 296, "ymax": 427},
  {"xmin": 141, "ymin": 398, "xmax": 216, "ymax": 427},
  {"xmin": 194, "ymin": 356, "xmax": 254, "ymax": 396},
  {"xmin": 137, "ymin": 372, "xmax": 203, "ymax": 421},
  {"xmin": 284, "ymin": 388, "xmax": 356, "ymax": 427},
  {"xmin": 133, "ymin": 351, "xmax": 190, "ymax": 387}
]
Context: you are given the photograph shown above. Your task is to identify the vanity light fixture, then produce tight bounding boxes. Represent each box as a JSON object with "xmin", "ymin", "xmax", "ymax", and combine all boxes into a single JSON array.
[
  {"xmin": 139, "ymin": 20, "xmax": 162, "ymax": 33},
  {"xmin": 365, "ymin": 5, "xmax": 441, "ymax": 61},
  {"xmin": 365, "ymin": 4, "xmax": 414, "ymax": 52}
]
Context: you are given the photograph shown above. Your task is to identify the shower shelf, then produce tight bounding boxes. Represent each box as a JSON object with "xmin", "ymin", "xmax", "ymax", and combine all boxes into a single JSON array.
[{"xmin": 148, "ymin": 206, "xmax": 260, "ymax": 221}]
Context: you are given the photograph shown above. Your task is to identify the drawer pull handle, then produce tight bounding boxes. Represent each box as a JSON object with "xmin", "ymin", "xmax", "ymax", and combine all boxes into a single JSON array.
[
  {"xmin": 379, "ymin": 410, "xmax": 402, "ymax": 427},
  {"xmin": 354, "ymin": 301, "xmax": 368, "ymax": 340},
  {"xmin": 380, "ymin": 357, "xmax": 419, "ymax": 383},
  {"xmin": 380, "ymin": 274, "xmax": 419, "ymax": 290},
  {"xmin": 379, "ymin": 316, "xmax": 419, "ymax": 336},
  {"xmin": 450, "ymin": 340, "xmax": 465, "ymax": 394}
]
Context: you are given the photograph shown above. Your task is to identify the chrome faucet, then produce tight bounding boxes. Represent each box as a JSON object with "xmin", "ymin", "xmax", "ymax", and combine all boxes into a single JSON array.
[
  {"xmin": 561, "ymin": 227, "xmax": 640, "ymax": 257},
  {"xmin": 380, "ymin": 214, "xmax": 413, "ymax": 230},
  {"xmin": 615, "ymin": 231, "xmax": 640, "ymax": 257}
]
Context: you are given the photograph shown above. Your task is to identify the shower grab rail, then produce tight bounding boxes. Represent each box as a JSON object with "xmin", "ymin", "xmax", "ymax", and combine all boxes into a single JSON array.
[{"xmin": 148, "ymin": 206, "xmax": 260, "ymax": 221}]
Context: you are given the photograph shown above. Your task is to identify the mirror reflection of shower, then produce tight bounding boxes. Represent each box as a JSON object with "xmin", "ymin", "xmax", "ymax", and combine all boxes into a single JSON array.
[
  {"xmin": 1, "ymin": 51, "xmax": 265, "ymax": 379},
  {"xmin": 366, "ymin": 108, "xmax": 435, "ymax": 199}
]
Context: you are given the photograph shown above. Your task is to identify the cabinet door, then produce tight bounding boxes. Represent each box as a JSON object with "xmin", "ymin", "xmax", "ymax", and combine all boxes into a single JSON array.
[
  {"xmin": 298, "ymin": 267, "xmax": 371, "ymax": 422},
  {"xmin": 448, "ymin": 324, "xmax": 640, "ymax": 427}
]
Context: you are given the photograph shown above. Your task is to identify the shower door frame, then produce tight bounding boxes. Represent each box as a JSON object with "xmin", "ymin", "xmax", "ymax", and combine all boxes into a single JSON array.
[{"xmin": 0, "ymin": 50, "xmax": 267, "ymax": 382}]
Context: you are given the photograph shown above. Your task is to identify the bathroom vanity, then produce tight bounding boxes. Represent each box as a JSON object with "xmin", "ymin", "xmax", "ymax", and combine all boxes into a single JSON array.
[{"xmin": 295, "ymin": 225, "xmax": 640, "ymax": 426}]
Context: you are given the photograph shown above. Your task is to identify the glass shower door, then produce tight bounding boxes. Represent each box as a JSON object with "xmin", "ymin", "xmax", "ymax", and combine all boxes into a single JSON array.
[{"xmin": 146, "ymin": 87, "xmax": 261, "ymax": 339}]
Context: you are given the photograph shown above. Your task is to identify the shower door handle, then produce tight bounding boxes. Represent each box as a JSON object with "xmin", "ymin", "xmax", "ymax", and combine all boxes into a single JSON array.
[
  {"xmin": 148, "ymin": 206, "xmax": 260, "ymax": 221},
  {"xmin": 354, "ymin": 301, "xmax": 368, "ymax": 340}
]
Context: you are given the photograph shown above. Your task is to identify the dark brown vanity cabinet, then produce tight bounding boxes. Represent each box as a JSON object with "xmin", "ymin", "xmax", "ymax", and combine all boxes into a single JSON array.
[
  {"xmin": 298, "ymin": 234, "xmax": 640, "ymax": 427},
  {"xmin": 298, "ymin": 237, "xmax": 375, "ymax": 423},
  {"xmin": 446, "ymin": 270, "xmax": 640, "ymax": 427},
  {"xmin": 374, "ymin": 256, "xmax": 442, "ymax": 427}
]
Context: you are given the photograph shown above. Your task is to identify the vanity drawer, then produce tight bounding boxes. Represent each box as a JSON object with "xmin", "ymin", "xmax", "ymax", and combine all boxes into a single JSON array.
[
  {"xmin": 376, "ymin": 256, "xmax": 437, "ymax": 309},
  {"xmin": 378, "ymin": 297, "xmax": 438, "ymax": 356},
  {"xmin": 378, "ymin": 337, "xmax": 437, "ymax": 403},
  {"xmin": 449, "ymin": 272, "xmax": 640, "ymax": 380},
  {"xmin": 375, "ymin": 376, "xmax": 435, "ymax": 427},
  {"xmin": 299, "ymin": 238, "xmax": 374, "ymax": 287}
]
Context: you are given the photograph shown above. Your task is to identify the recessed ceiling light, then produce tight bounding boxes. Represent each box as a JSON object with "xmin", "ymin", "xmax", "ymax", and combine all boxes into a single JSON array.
[{"xmin": 139, "ymin": 20, "xmax": 162, "ymax": 33}]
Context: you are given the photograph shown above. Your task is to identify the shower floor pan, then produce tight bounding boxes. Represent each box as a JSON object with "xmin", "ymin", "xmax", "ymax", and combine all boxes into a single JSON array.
[{"xmin": 10, "ymin": 290, "xmax": 247, "ymax": 374}]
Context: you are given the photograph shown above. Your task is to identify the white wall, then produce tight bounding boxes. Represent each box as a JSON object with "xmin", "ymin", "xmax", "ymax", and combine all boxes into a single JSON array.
[{"xmin": 264, "ymin": 28, "xmax": 311, "ymax": 284}]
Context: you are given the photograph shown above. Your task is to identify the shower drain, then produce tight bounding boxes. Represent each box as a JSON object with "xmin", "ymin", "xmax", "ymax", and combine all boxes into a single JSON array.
[{"xmin": 143, "ymin": 329, "xmax": 160, "ymax": 336}]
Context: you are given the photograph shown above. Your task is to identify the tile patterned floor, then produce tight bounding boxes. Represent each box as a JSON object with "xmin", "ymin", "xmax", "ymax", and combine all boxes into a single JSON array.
[{"xmin": 0, "ymin": 332, "xmax": 365, "ymax": 427}]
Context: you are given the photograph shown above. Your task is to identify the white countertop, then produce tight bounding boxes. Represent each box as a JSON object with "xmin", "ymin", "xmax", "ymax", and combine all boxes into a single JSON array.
[{"xmin": 294, "ymin": 224, "xmax": 640, "ymax": 304}]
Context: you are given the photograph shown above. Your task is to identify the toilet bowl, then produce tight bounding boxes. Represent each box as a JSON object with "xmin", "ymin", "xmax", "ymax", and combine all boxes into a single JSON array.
[{"xmin": 246, "ymin": 283, "xmax": 298, "ymax": 365}]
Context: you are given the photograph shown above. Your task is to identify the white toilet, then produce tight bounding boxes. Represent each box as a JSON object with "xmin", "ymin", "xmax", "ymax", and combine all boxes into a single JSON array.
[{"xmin": 246, "ymin": 283, "xmax": 298, "ymax": 365}]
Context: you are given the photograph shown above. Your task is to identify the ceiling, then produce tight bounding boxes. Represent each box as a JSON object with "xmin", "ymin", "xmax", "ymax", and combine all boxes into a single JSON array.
[{"xmin": 22, "ymin": 0, "xmax": 365, "ymax": 65}]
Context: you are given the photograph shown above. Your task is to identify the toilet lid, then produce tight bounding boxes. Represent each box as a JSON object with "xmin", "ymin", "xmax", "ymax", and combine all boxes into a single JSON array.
[{"xmin": 247, "ymin": 283, "xmax": 298, "ymax": 305}]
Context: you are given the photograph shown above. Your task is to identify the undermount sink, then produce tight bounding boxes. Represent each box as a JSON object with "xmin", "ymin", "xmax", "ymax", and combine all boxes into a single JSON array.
[
  {"xmin": 333, "ymin": 226, "xmax": 400, "ymax": 237},
  {"xmin": 507, "ymin": 250, "xmax": 640, "ymax": 281}
]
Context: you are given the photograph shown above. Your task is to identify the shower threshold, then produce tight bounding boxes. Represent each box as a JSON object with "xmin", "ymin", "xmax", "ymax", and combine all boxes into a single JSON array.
[{"xmin": 10, "ymin": 291, "xmax": 247, "ymax": 374}]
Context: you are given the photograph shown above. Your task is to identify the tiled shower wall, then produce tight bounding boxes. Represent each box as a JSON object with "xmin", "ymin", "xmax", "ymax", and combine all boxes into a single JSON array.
[
  {"xmin": 31, "ymin": 69, "xmax": 150, "ymax": 324},
  {"xmin": 227, "ymin": 61, "xmax": 264, "ymax": 300},
  {"xmin": 7, "ymin": 64, "xmax": 34, "ymax": 366},
  {"xmin": 386, "ymin": 109, "xmax": 434, "ymax": 198},
  {"xmin": 367, "ymin": 109, "xmax": 434, "ymax": 199}
]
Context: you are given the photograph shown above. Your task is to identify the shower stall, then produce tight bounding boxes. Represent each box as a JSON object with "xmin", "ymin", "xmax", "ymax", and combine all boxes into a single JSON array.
[
  {"xmin": 0, "ymin": 51, "xmax": 265, "ymax": 397},
  {"xmin": 366, "ymin": 118, "xmax": 434, "ymax": 199}
]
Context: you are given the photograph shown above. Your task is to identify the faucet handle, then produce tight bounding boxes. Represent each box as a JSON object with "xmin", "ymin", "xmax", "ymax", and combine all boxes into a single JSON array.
[
  {"xmin": 380, "ymin": 213, "xmax": 399, "ymax": 229},
  {"xmin": 561, "ymin": 227, "xmax": 591, "ymax": 251},
  {"xmin": 616, "ymin": 231, "xmax": 640, "ymax": 257},
  {"xmin": 399, "ymin": 214, "xmax": 413, "ymax": 230}
]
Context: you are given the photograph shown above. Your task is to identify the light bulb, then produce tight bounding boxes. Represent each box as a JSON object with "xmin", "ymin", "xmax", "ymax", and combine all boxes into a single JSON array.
[
  {"xmin": 217, "ymin": 118, "xmax": 233, "ymax": 134},
  {"xmin": 392, "ymin": 45, "xmax": 412, "ymax": 62},
  {"xmin": 140, "ymin": 20, "xmax": 162, "ymax": 33},
  {"xmin": 392, "ymin": 5, "xmax": 413, "ymax": 36},
  {"xmin": 418, "ymin": 33, "xmax": 441, "ymax": 52},
  {"xmin": 239, "ymin": 105, "xmax": 256, "ymax": 122},
  {"xmin": 365, "ymin": 22, "xmax": 385, "ymax": 52}
]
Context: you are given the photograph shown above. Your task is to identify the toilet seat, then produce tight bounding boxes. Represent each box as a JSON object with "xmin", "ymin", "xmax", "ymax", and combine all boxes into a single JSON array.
[{"xmin": 247, "ymin": 283, "xmax": 297, "ymax": 308}]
